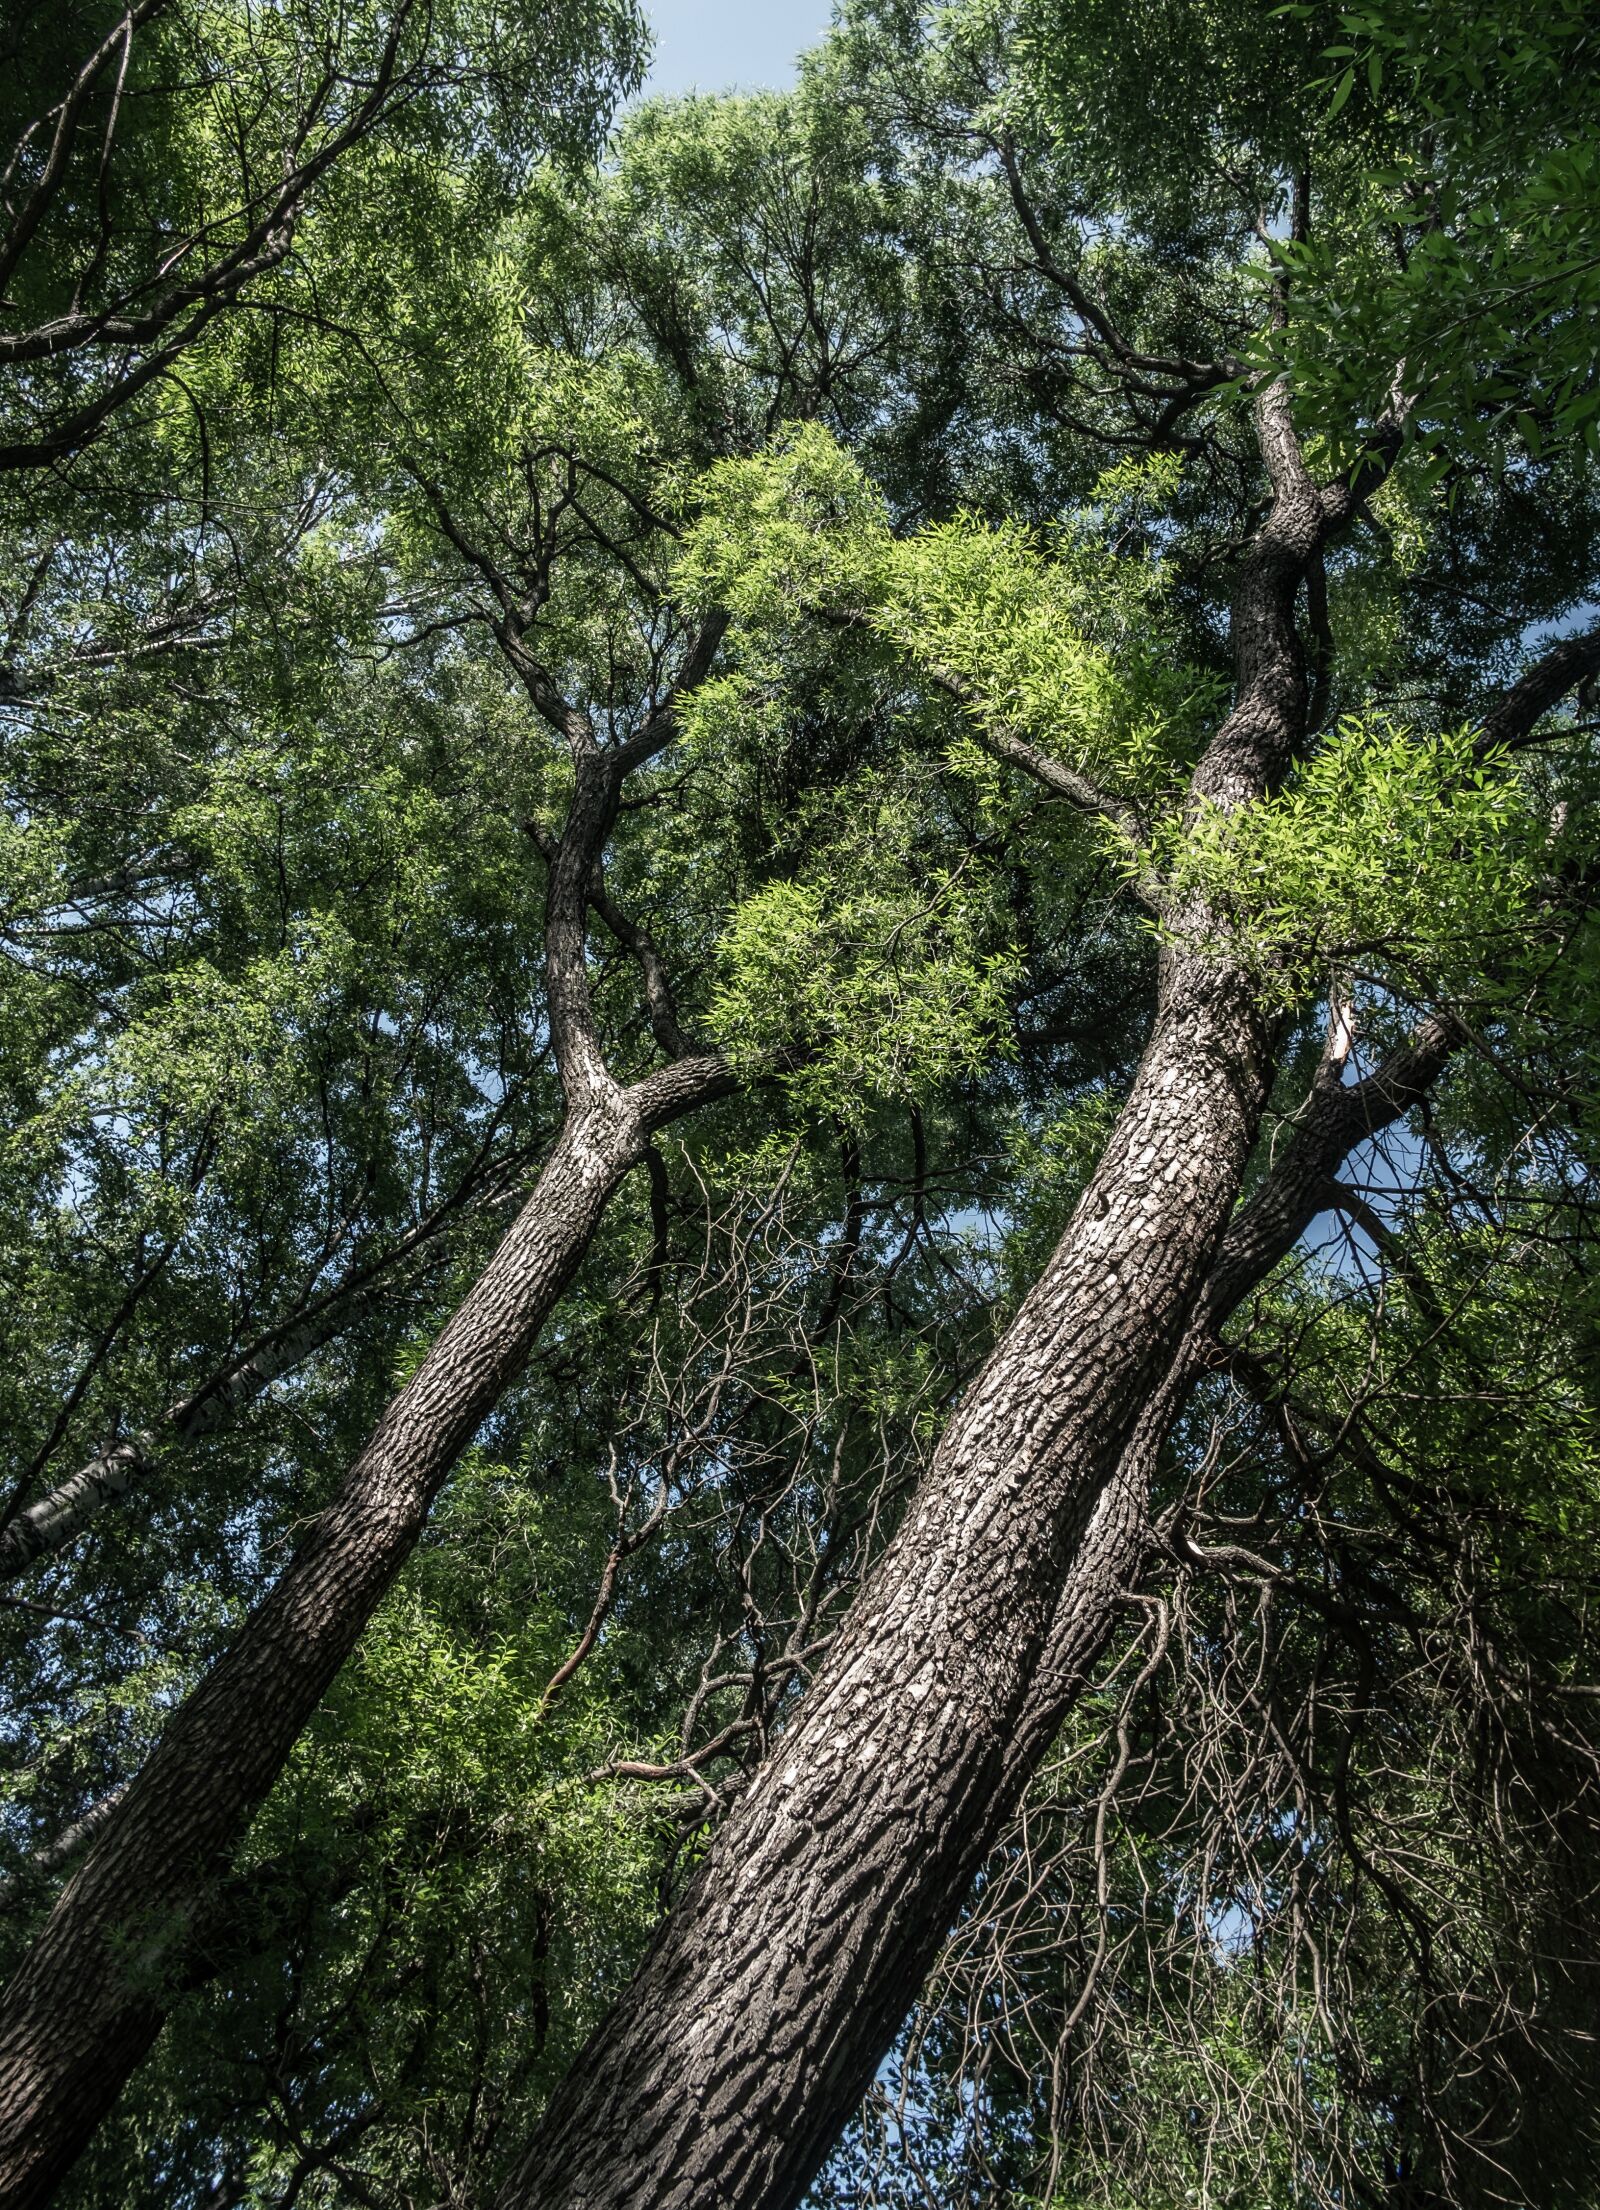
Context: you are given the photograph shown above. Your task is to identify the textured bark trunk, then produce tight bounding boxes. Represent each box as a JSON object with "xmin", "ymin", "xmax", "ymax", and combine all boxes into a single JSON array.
[
  {"xmin": 501, "ymin": 951, "xmax": 1281, "ymax": 2210},
  {"xmin": 0, "ymin": 1062, "xmax": 725, "ymax": 2210},
  {"xmin": 504, "ymin": 1000, "xmax": 1461, "ymax": 2210},
  {"xmin": 498, "ymin": 385, "xmax": 1380, "ymax": 2210},
  {"xmin": 1000, "ymin": 1005, "xmax": 1461, "ymax": 1784},
  {"xmin": 0, "ymin": 590, "xmax": 731, "ymax": 2205}
]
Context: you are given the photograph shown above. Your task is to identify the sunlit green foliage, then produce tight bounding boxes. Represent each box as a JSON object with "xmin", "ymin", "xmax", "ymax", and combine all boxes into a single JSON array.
[
  {"xmin": 61, "ymin": 1456, "xmax": 686, "ymax": 2202},
  {"xmin": 1276, "ymin": 0, "xmax": 1600, "ymax": 467},
  {"xmin": 3, "ymin": 0, "xmax": 1600, "ymax": 2203},
  {"xmin": 1151, "ymin": 718, "xmax": 1543, "ymax": 996},
  {"xmin": 0, "ymin": 0, "xmax": 649, "ymax": 466},
  {"xmin": 710, "ymin": 835, "xmax": 1019, "ymax": 1113}
]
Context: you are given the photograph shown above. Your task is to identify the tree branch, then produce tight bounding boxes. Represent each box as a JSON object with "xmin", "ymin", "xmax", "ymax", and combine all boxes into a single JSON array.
[
  {"xmin": 995, "ymin": 136, "xmax": 1232, "ymax": 391},
  {"xmin": 1477, "ymin": 622, "xmax": 1600, "ymax": 755}
]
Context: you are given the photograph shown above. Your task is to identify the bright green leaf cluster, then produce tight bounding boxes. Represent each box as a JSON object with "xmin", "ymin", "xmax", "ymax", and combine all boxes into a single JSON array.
[
  {"xmin": 682, "ymin": 426, "xmax": 1217, "ymax": 806},
  {"xmin": 677, "ymin": 422, "xmax": 892, "ymax": 626},
  {"xmin": 1150, "ymin": 718, "xmax": 1542, "ymax": 996},
  {"xmin": 709, "ymin": 808, "xmax": 1020, "ymax": 1118},
  {"xmin": 877, "ymin": 509, "xmax": 1214, "ymax": 800}
]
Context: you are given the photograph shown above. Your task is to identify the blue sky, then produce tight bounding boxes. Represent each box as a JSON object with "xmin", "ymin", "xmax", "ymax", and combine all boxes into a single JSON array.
[{"xmin": 642, "ymin": 0, "xmax": 837, "ymax": 97}]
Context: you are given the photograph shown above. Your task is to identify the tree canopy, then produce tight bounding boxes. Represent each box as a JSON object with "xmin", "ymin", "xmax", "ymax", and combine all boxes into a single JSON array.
[{"xmin": 0, "ymin": 4, "xmax": 1597, "ymax": 2206}]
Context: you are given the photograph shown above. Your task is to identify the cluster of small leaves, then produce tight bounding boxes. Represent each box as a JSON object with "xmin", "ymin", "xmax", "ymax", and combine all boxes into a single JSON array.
[
  {"xmin": 878, "ymin": 515, "xmax": 1217, "ymax": 804},
  {"xmin": 1274, "ymin": 0, "xmax": 1600, "ymax": 469},
  {"xmin": 677, "ymin": 422, "xmax": 893, "ymax": 628},
  {"xmin": 709, "ymin": 798, "xmax": 1021, "ymax": 1119},
  {"xmin": 54, "ymin": 1449, "xmax": 684, "ymax": 2206},
  {"xmin": 1148, "ymin": 718, "xmax": 1543, "ymax": 998},
  {"xmin": 685, "ymin": 429, "xmax": 1218, "ymax": 807}
]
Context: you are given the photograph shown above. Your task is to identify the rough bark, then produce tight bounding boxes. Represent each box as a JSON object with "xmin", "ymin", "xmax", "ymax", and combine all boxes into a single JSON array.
[
  {"xmin": 1003, "ymin": 1002, "xmax": 1463, "ymax": 1778},
  {"xmin": 0, "ymin": 604, "xmax": 733, "ymax": 2206},
  {"xmin": 507, "ymin": 956, "xmax": 1280, "ymax": 2210},
  {"xmin": 503, "ymin": 991, "xmax": 1463, "ymax": 2210},
  {"xmin": 492, "ymin": 387, "xmax": 1411, "ymax": 2210}
]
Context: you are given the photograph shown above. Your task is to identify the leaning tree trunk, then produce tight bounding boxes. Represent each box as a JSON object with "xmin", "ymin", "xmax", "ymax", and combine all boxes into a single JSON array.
[
  {"xmin": 501, "ymin": 935, "xmax": 1468, "ymax": 2210},
  {"xmin": 998, "ymin": 1002, "xmax": 1461, "ymax": 1792},
  {"xmin": 501, "ymin": 948, "xmax": 1282, "ymax": 2210},
  {"xmin": 497, "ymin": 387, "xmax": 1355, "ymax": 2210},
  {"xmin": 0, "ymin": 599, "xmax": 736, "ymax": 2209},
  {"xmin": 0, "ymin": 1056, "xmax": 726, "ymax": 2210},
  {"xmin": 500, "ymin": 1007, "xmax": 1462, "ymax": 2210},
  {"xmin": 496, "ymin": 595, "xmax": 1582, "ymax": 2210}
]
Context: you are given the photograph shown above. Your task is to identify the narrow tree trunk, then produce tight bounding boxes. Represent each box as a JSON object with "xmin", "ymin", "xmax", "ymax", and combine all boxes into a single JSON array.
[
  {"xmin": 0, "ymin": 1065, "xmax": 722, "ymax": 2210},
  {"xmin": 0, "ymin": 579, "xmax": 732, "ymax": 2207}
]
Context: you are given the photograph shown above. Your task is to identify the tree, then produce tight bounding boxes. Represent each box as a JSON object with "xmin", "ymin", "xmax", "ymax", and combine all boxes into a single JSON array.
[
  {"xmin": 498, "ymin": 6, "xmax": 1600, "ymax": 2202},
  {"xmin": 1, "ymin": 2, "xmax": 1598, "ymax": 2205},
  {"xmin": 0, "ymin": 59, "xmax": 952, "ymax": 2201}
]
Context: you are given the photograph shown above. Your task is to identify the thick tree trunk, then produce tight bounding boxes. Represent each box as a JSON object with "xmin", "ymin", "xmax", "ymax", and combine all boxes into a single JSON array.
[
  {"xmin": 504, "ymin": 1003, "xmax": 1461, "ymax": 2210},
  {"xmin": 499, "ymin": 385, "xmax": 1387, "ymax": 2210},
  {"xmin": 1000, "ymin": 1004, "xmax": 1461, "ymax": 1781},
  {"xmin": 500, "ymin": 951, "xmax": 1282, "ymax": 2210},
  {"xmin": 0, "ymin": 1061, "xmax": 724, "ymax": 2210}
]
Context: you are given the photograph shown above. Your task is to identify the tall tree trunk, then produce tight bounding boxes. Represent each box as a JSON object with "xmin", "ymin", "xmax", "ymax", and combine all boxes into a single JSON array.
[
  {"xmin": 1000, "ymin": 1002, "xmax": 1461, "ymax": 1788},
  {"xmin": 0, "ymin": 598, "xmax": 731, "ymax": 2207},
  {"xmin": 501, "ymin": 953, "xmax": 1282, "ymax": 2210},
  {"xmin": 0, "ymin": 1058, "xmax": 732, "ymax": 2209},
  {"xmin": 504, "ymin": 1021, "xmax": 1467, "ymax": 2210},
  {"xmin": 0, "ymin": 1071, "xmax": 716, "ymax": 2210},
  {"xmin": 0, "ymin": 656, "xmax": 731, "ymax": 2206},
  {"xmin": 496, "ymin": 388, "xmax": 1371, "ymax": 2210}
]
